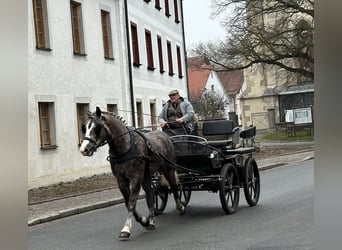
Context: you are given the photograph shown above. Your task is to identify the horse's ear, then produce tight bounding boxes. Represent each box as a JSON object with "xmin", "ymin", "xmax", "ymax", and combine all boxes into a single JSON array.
[{"xmin": 96, "ymin": 107, "xmax": 101, "ymax": 118}]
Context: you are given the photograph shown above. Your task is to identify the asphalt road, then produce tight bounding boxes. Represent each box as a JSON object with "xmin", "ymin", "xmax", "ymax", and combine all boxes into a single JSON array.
[{"xmin": 28, "ymin": 160, "xmax": 314, "ymax": 250}]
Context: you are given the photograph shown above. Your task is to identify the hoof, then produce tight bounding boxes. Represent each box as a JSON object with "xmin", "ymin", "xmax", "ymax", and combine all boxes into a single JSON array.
[
  {"xmin": 146, "ymin": 224, "xmax": 155, "ymax": 230},
  {"xmin": 140, "ymin": 216, "xmax": 150, "ymax": 227},
  {"xmin": 146, "ymin": 218, "xmax": 156, "ymax": 230},
  {"xmin": 119, "ymin": 231, "xmax": 131, "ymax": 240},
  {"xmin": 177, "ymin": 205, "xmax": 185, "ymax": 215}
]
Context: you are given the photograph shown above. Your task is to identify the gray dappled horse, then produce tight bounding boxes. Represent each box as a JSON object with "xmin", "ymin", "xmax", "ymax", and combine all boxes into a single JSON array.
[{"xmin": 79, "ymin": 107, "xmax": 185, "ymax": 240}]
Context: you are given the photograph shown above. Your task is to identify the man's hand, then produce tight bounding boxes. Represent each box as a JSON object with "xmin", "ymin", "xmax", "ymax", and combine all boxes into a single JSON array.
[
  {"xmin": 160, "ymin": 121, "xmax": 167, "ymax": 128},
  {"xmin": 176, "ymin": 118, "xmax": 184, "ymax": 123}
]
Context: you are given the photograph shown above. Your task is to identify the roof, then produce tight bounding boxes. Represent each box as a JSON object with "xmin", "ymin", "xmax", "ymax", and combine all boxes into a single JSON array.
[
  {"xmin": 187, "ymin": 56, "xmax": 244, "ymax": 99},
  {"xmin": 187, "ymin": 55, "xmax": 211, "ymax": 68},
  {"xmin": 240, "ymin": 81, "xmax": 314, "ymax": 99},
  {"xmin": 278, "ymin": 81, "xmax": 314, "ymax": 95},
  {"xmin": 216, "ymin": 69, "xmax": 244, "ymax": 96},
  {"xmin": 187, "ymin": 67, "xmax": 211, "ymax": 98}
]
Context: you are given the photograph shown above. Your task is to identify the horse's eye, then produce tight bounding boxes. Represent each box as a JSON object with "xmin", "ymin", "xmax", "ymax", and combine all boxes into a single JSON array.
[
  {"xmin": 94, "ymin": 124, "xmax": 102, "ymax": 135},
  {"xmin": 81, "ymin": 124, "xmax": 86, "ymax": 134}
]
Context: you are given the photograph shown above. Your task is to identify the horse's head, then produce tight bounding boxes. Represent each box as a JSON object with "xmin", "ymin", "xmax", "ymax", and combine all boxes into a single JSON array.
[{"xmin": 80, "ymin": 107, "xmax": 109, "ymax": 156}]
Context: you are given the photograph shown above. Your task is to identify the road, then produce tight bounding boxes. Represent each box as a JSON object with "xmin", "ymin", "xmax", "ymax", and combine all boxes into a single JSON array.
[{"xmin": 28, "ymin": 160, "xmax": 313, "ymax": 250}]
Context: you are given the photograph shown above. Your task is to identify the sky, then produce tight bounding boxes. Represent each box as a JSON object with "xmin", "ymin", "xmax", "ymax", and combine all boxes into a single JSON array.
[{"xmin": 182, "ymin": 0, "xmax": 227, "ymax": 45}]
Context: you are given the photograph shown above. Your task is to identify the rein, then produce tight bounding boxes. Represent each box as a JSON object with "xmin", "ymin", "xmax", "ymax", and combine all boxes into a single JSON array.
[
  {"xmin": 82, "ymin": 136, "xmax": 107, "ymax": 149},
  {"xmin": 85, "ymin": 115, "xmax": 201, "ymax": 173}
]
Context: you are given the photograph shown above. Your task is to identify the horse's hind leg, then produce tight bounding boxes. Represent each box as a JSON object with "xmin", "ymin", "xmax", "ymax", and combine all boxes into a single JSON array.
[{"xmin": 163, "ymin": 169, "xmax": 185, "ymax": 215}]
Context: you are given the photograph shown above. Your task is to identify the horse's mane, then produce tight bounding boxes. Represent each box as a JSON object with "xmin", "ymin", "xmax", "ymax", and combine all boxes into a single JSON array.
[{"xmin": 101, "ymin": 110, "xmax": 127, "ymax": 126}]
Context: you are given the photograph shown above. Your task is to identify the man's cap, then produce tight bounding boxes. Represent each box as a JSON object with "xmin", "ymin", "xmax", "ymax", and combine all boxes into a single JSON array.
[{"xmin": 168, "ymin": 89, "xmax": 179, "ymax": 96}]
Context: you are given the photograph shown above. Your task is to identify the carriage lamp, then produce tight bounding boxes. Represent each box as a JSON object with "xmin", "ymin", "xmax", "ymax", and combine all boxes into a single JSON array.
[{"xmin": 210, "ymin": 151, "xmax": 217, "ymax": 159}]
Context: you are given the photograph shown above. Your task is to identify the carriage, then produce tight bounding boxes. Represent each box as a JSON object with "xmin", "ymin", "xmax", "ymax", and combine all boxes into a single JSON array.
[
  {"xmin": 81, "ymin": 107, "xmax": 260, "ymax": 239},
  {"xmin": 152, "ymin": 119, "xmax": 260, "ymax": 215}
]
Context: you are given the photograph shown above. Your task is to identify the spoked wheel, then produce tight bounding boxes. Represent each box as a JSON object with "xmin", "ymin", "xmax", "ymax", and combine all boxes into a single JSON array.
[
  {"xmin": 243, "ymin": 158, "xmax": 260, "ymax": 206},
  {"xmin": 153, "ymin": 186, "xmax": 169, "ymax": 215},
  {"xmin": 178, "ymin": 186, "xmax": 191, "ymax": 206},
  {"xmin": 219, "ymin": 163, "xmax": 240, "ymax": 214}
]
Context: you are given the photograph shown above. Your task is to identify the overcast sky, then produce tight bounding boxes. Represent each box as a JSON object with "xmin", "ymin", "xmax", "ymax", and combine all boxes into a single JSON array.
[{"xmin": 182, "ymin": 0, "xmax": 226, "ymax": 45}]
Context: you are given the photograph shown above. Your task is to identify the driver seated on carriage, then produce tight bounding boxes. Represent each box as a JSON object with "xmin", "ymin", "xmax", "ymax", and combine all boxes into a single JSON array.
[{"xmin": 158, "ymin": 89, "xmax": 197, "ymax": 136}]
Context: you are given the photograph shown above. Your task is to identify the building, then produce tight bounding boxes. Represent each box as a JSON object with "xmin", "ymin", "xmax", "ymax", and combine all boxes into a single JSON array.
[
  {"xmin": 240, "ymin": 0, "xmax": 314, "ymax": 130},
  {"xmin": 187, "ymin": 56, "xmax": 244, "ymax": 123},
  {"xmin": 28, "ymin": 0, "xmax": 188, "ymax": 188}
]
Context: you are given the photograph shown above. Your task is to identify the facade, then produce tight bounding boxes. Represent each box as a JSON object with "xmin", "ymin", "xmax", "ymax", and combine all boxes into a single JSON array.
[
  {"xmin": 239, "ymin": 1, "xmax": 314, "ymax": 130},
  {"xmin": 28, "ymin": 0, "xmax": 188, "ymax": 188}
]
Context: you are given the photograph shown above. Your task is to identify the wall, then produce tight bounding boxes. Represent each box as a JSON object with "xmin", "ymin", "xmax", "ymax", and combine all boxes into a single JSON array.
[{"xmin": 28, "ymin": 0, "xmax": 188, "ymax": 188}]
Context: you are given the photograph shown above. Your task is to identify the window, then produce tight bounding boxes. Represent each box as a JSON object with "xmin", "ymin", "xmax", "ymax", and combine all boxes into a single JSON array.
[
  {"xmin": 157, "ymin": 35, "xmax": 164, "ymax": 73},
  {"xmin": 174, "ymin": 0, "xmax": 180, "ymax": 23},
  {"xmin": 176, "ymin": 45, "xmax": 183, "ymax": 78},
  {"xmin": 76, "ymin": 103, "xmax": 89, "ymax": 145},
  {"xmin": 150, "ymin": 102, "xmax": 157, "ymax": 131},
  {"xmin": 136, "ymin": 101, "xmax": 143, "ymax": 128},
  {"xmin": 130, "ymin": 22, "xmax": 141, "ymax": 67},
  {"xmin": 145, "ymin": 29, "xmax": 154, "ymax": 71},
  {"xmin": 107, "ymin": 103, "xmax": 118, "ymax": 114},
  {"xmin": 294, "ymin": 108, "xmax": 312, "ymax": 124},
  {"xmin": 38, "ymin": 102, "xmax": 57, "ymax": 149},
  {"xmin": 155, "ymin": 0, "xmax": 161, "ymax": 10},
  {"xmin": 167, "ymin": 40, "xmax": 174, "ymax": 76},
  {"xmin": 164, "ymin": 0, "xmax": 170, "ymax": 17},
  {"xmin": 101, "ymin": 10, "xmax": 114, "ymax": 59},
  {"xmin": 70, "ymin": 1, "xmax": 86, "ymax": 55},
  {"xmin": 32, "ymin": 0, "xmax": 51, "ymax": 50}
]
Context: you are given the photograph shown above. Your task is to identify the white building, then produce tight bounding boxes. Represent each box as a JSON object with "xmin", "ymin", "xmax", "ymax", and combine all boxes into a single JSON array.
[{"xmin": 28, "ymin": 0, "xmax": 188, "ymax": 188}]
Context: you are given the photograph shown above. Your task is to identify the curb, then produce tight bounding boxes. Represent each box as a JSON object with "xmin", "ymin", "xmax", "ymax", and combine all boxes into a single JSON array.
[
  {"xmin": 28, "ymin": 198, "xmax": 123, "ymax": 226},
  {"xmin": 28, "ymin": 153, "xmax": 314, "ymax": 227}
]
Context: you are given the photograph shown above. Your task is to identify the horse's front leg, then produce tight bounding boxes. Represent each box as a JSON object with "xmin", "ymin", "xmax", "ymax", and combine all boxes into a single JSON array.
[
  {"xmin": 119, "ymin": 204, "xmax": 149, "ymax": 240},
  {"xmin": 120, "ymin": 179, "xmax": 152, "ymax": 240},
  {"xmin": 115, "ymin": 177, "xmax": 134, "ymax": 240},
  {"xmin": 141, "ymin": 172, "xmax": 155, "ymax": 230},
  {"xmin": 119, "ymin": 211, "xmax": 133, "ymax": 240}
]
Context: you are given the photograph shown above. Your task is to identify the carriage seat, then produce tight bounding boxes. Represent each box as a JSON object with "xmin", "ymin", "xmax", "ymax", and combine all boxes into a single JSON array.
[
  {"xmin": 240, "ymin": 126, "xmax": 256, "ymax": 147},
  {"xmin": 202, "ymin": 120, "xmax": 239, "ymax": 148}
]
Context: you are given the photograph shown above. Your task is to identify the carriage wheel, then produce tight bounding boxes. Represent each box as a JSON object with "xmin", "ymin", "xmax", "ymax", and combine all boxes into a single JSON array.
[
  {"xmin": 153, "ymin": 186, "xmax": 168, "ymax": 215},
  {"xmin": 243, "ymin": 158, "xmax": 260, "ymax": 206},
  {"xmin": 178, "ymin": 187, "xmax": 191, "ymax": 206},
  {"xmin": 219, "ymin": 163, "xmax": 240, "ymax": 214}
]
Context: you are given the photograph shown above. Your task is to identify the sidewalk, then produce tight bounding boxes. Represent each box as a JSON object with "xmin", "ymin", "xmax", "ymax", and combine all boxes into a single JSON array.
[{"xmin": 28, "ymin": 150, "xmax": 314, "ymax": 226}]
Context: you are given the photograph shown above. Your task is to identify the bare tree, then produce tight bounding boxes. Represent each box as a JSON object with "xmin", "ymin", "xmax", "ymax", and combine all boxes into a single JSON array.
[
  {"xmin": 193, "ymin": 0, "xmax": 314, "ymax": 80},
  {"xmin": 191, "ymin": 91, "xmax": 227, "ymax": 120}
]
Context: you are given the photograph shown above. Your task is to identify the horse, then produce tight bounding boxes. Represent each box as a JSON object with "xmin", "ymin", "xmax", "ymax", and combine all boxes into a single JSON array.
[{"xmin": 79, "ymin": 107, "xmax": 185, "ymax": 240}]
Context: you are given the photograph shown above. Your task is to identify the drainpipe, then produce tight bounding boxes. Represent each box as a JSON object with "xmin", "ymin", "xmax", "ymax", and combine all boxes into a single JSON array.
[
  {"xmin": 124, "ymin": 0, "xmax": 136, "ymax": 127},
  {"xmin": 180, "ymin": 0, "xmax": 190, "ymax": 99}
]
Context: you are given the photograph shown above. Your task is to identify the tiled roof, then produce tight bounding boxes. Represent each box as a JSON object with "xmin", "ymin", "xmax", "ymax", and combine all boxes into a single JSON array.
[
  {"xmin": 187, "ymin": 55, "xmax": 211, "ymax": 68},
  {"xmin": 216, "ymin": 69, "xmax": 244, "ymax": 96},
  {"xmin": 187, "ymin": 56, "xmax": 244, "ymax": 99},
  {"xmin": 187, "ymin": 67, "xmax": 211, "ymax": 98}
]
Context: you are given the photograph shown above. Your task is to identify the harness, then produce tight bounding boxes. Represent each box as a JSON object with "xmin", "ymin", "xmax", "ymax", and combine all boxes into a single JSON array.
[
  {"xmin": 106, "ymin": 127, "xmax": 203, "ymax": 174},
  {"xmin": 106, "ymin": 127, "xmax": 153, "ymax": 165},
  {"xmin": 85, "ymin": 118, "xmax": 202, "ymax": 174}
]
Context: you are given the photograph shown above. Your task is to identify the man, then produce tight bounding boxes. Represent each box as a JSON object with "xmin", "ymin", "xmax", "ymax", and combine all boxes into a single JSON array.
[{"xmin": 158, "ymin": 89, "xmax": 195, "ymax": 135}]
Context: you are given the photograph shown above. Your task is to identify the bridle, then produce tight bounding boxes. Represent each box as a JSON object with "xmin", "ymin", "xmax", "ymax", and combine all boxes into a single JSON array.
[
  {"xmin": 82, "ymin": 118, "xmax": 108, "ymax": 151},
  {"xmin": 83, "ymin": 116, "xmax": 137, "ymax": 160}
]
